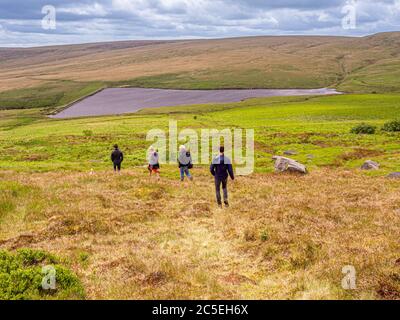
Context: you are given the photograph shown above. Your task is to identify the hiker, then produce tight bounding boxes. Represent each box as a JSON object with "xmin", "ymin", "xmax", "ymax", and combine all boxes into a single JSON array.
[
  {"xmin": 178, "ymin": 145, "xmax": 193, "ymax": 181},
  {"xmin": 210, "ymin": 146, "xmax": 234, "ymax": 207},
  {"xmin": 148, "ymin": 146, "xmax": 160, "ymax": 177},
  {"xmin": 111, "ymin": 144, "xmax": 124, "ymax": 172}
]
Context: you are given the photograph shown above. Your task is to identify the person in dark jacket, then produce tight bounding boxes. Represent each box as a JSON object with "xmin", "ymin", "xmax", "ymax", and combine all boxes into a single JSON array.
[
  {"xmin": 111, "ymin": 144, "xmax": 124, "ymax": 172},
  {"xmin": 210, "ymin": 146, "xmax": 234, "ymax": 207}
]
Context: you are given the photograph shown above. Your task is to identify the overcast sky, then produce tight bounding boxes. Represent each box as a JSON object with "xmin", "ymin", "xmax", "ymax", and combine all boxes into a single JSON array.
[{"xmin": 1, "ymin": 0, "xmax": 400, "ymax": 47}]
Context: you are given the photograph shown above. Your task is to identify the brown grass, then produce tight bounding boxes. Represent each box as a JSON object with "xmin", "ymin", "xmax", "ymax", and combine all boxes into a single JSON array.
[
  {"xmin": 338, "ymin": 148, "xmax": 386, "ymax": 161},
  {"xmin": 0, "ymin": 167, "xmax": 399, "ymax": 299}
]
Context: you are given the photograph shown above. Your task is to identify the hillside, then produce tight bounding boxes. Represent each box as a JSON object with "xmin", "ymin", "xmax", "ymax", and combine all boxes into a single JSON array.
[{"xmin": 1, "ymin": 32, "xmax": 400, "ymax": 110}]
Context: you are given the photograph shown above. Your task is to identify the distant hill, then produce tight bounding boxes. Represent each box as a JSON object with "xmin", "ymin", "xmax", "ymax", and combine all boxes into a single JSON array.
[{"xmin": 1, "ymin": 32, "xmax": 399, "ymax": 110}]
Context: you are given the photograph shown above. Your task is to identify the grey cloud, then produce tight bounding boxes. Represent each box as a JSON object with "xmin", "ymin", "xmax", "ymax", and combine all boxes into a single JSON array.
[
  {"xmin": 226, "ymin": 0, "xmax": 346, "ymax": 10},
  {"xmin": 0, "ymin": 0, "xmax": 399, "ymax": 47}
]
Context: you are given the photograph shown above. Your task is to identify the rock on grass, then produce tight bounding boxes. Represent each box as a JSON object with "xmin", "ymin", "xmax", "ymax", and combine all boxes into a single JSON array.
[
  {"xmin": 361, "ymin": 160, "xmax": 380, "ymax": 170},
  {"xmin": 272, "ymin": 156, "xmax": 307, "ymax": 174},
  {"xmin": 387, "ymin": 172, "xmax": 400, "ymax": 179}
]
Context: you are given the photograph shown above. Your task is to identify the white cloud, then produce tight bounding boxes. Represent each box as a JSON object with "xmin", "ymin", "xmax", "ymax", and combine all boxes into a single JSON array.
[
  {"xmin": 58, "ymin": 2, "xmax": 108, "ymax": 17},
  {"xmin": 318, "ymin": 12, "xmax": 331, "ymax": 22}
]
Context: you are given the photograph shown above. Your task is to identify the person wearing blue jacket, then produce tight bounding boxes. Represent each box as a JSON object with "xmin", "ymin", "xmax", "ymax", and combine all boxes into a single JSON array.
[{"xmin": 210, "ymin": 146, "xmax": 234, "ymax": 207}]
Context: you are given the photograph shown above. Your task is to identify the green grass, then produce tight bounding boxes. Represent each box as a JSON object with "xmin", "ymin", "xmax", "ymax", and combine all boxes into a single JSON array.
[
  {"xmin": 0, "ymin": 81, "xmax": 104, "ymax": 111},
  {"xmin": 1, "ymin": 94, "xmax": 399, "ymax": 174},
  {"xmin": 337, "ymin": 60, "xmax": 400, "ymax": 93}
]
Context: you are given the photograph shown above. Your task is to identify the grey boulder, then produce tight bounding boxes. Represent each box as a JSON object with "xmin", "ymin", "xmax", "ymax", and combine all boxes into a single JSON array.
[
  {"xmin": 361, "ymin": 160, "xmax": 380, "ymax": 170},
  {"xmin": 387, "ymin": 172, "xmax": 400, "ymax": 179},
  {"xmin": 272, "ymin": 156, "xmax": 307, "ymax": 174},
  {"xmin": 284, "ymin": 150, "xmax": 297, "ymax": 156}
]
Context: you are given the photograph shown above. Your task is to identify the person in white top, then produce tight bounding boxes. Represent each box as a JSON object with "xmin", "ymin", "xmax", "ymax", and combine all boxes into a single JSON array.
[{"xmin": 147, "ymin": 146, "xmax": 160, "ymax": 177}]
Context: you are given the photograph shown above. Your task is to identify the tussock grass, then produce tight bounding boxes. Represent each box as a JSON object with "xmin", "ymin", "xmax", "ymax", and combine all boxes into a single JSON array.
[{"xmin": 0, "ymin": 168, "xmax": 398, "ymax": 299}]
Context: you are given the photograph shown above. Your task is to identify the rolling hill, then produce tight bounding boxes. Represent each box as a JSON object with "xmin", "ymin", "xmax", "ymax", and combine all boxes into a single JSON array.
[{"xmin": 0, "ymin": 32, "xmax": 399, "ymax": 110}]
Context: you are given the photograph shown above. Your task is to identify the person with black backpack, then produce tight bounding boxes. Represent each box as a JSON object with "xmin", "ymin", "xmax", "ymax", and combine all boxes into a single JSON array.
[
  {"xmin": 210, "ymin": 146, "xmax": 234, "ymax": 208},
  {"xmin": 178, "ymin": 145, "xmax": 193, "ymax": 181},
  {"xmin": 111, "ymin": 144, "xmax": 124, "ymax": 173}
]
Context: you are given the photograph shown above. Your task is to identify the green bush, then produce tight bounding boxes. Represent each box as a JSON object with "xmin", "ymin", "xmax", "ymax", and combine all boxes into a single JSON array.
[
  {"xmin": 350, "ymin": 123, "xmax": 376, "ymax": 134},
  {"xmin": 382, "ymin": 120, "xmax": 400, "ymax": 132},
  {"xmin": 260, "ymin": 230, "xmax": 269, "ymax": 242},
  {"xmin": 82, "ymin": 130, "xmax": 93, "ymax": 137},
  {"xmin": 0, "ymin": 249, "xmax": 84, "ymax": 300}
]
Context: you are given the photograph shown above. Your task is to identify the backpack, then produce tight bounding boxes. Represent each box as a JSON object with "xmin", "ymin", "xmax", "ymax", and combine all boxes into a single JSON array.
[
  {"xmin": 186, "ymin": 152, "xmax": 193, "ymax": 169},
  {"xmin": 178, "ymin": 152, "xmax": 193, "ymax": 169}
]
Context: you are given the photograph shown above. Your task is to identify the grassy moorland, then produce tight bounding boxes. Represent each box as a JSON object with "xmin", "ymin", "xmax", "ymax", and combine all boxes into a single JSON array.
[
  {"xmin": 1, "ymin": 32, "xmax": 400, "ymax": 110},
  {"xmin": 1, "ymin": 94, "xmax": 400, "ymax": 172},
  {"xmin": 0, "ymin": 93, "xmax": 399, "ymax": 299}
]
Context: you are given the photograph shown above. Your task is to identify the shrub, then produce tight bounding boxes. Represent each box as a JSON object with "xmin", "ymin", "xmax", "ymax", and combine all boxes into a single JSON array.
[
  {"xmin": 78, "ymin": 252, "xmax": 90, "ymax": 266},
  {"xmin": 260, "ymin": 230, "xmax": 269, "ymax": 242},
  {"xmin": 350, "ymin": 123, "xmax": 376, "ymax": 134},
  {"xmin": 289, "ymin": 242, "xmax": 320, "ymax": 270},
  {"xmin": 0, "ymin": 195, "xmax": 15, "ymax": 217},
  {"xmin": 382, "ymin": 120, "xmax": 400, "ymax": 132},
  {"xmin": 82, "ymin": 130, "xmax": 93, "ymax": 137},
  {"xmin": 0, "ymin": 249, "xmax": 84, "ymax": 300}
]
